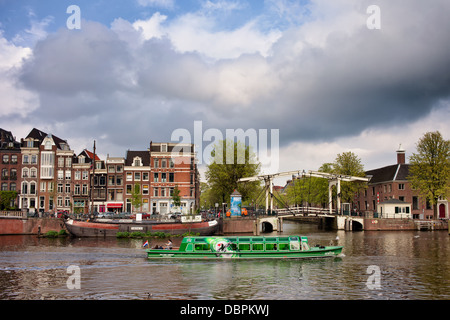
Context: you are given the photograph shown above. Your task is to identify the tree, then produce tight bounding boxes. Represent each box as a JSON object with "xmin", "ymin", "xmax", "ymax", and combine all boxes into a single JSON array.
[
  {"xmin": 172, "ymin": 185, "xmax": 181, "ymax": 207},
  {"xmin": 131, "ymin": 183, "xmax": 142, "ymax": 213},
  {"xmin": 0, "ymin": 191, "xmax": 18, "ymax": 210},
  {"xmin": 205, "ymin": 140, "xmax": 261, "ymax": 205},
  {"xmin": 408, "ymin": 131, "xmax": 450, "ymax": 219},
  {"xmin": 333, "ymin": 152, "xmax": 366, "ymax": 204}
]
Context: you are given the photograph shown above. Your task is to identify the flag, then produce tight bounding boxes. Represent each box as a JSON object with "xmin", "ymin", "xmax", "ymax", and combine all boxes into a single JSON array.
[{"xmin": 143, "ymin": 240, "xmax": 149, "ymax": 248}]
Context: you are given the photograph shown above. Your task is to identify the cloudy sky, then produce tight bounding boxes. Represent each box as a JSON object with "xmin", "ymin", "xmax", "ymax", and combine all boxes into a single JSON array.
[{"xmin": 1, "ymin": 0, "xmax": 449, "ymax": 182}]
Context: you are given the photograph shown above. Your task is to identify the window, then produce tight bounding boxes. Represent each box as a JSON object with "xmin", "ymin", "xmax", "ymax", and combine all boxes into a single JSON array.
[
  {"xmin": 82, "ymin": 184, "xmax": 88, "ymax": 195},
  {"xmin": 134, "ymin": 172, "xmax": 141, "ymax": 181},
  {"xmin": 65, "ymin": 170, "xmax": 71, "ymax": 180},
  {"xmin": 169, "ymin": 172, "xmax": 174, "ymax": 183},
  {"xmin": 278, "ymin": 243, "xmax": 289, "ymax": 251},
  {"xmin": 30, "ymin": 168, "xmax": 37, "ymax": 178},
  {"xmin": 40, "ymin": 152, "xmax": 55, "ymax": 179},
  {"xmin": 1, "ymin": 168, "xmax": 8, "ymax": 178},
  {"xmin": 40, "ymin": 182, "xmax": 46, "ymax": 192},
  {"xmin": 74, "ymin": 185, "xmax": 81, "ymax": 195},
  {"xmin": 154, "ymin": 159, "xmax": 159, "ymax": 168},
  {"xmin": 1, "ymin": 183, "xmax": 7, "ymax": 191},
  {"xmin": 265, "ymin": 243, "xmax": 278, "ymax": 251},
  {"xmin": 413, "ymin": 196, "xmax": 419, "ymax": 210},
  {"xmin": 143, "ymin": 185, "xmax": 149, "ymax": 195},
  {"xmin": 58, "ymin": 170, "xmax": 64, "ymax": 180},
  {"xmin": 27, "ymin": 140, "xmax": 33, "ymax": 148},
  {"xmin": 108, "ymin": 165, "xmax": 115, "ymax": 173},
  {"xmin": 30, "ymin": 182, "xmax": 36, "ymax": 195},
  {"xmin": 116, "ymin": 190, "xmax": 123, "ymax": 201},
  {"xmin": 116, "ymin": 176, "xmax": 122, "ymax": 186},
  {"xmin": 99, "ymin": 176, "xmax": 106, "ymax": 186},
  {"xmin": 57, "ymin": 184, "xmax": 63, "ymax": 193},
  {"xmin": 31, "ymin": 155, "xmax": 37, "ymax": 164},
  {"xmin": 11, "ymin": 155, "xmax": 17, "ymax": 164},
  {"xmin": 161, "ymin": 159, "xmax": 167, "ymax": 168},
  {"xmin": 126, "ymin": 184, "xmax": 132, "ymax": 194},
  {"xmin": 10, "ymin": 183, "xmax": 16, "ymax": 191},
  {"xmin": 116, "ymin": 165, "xmax": 123, "ymax": 173},
  {"xmin": 143, "ymin": 172, "xmax": 149, "ymax": 181},
  {"xmin": 58, "ymin": 157, "xmax": 64, "ymax": 167},
  {"xmin": 161, "ymin": 173, "xmax": 167, "ymax": 182},
  {"xmin": 65, "ymin": 197, "xmax": 70, "ymax": 207},
  {"xmin": 108, "ymin": 176, "xmax": 115, "ymax": 186},
  {"xmin": 82, "ymin": 171, "xmax": 88, "ymax": 180},
  {"xmin": 195, "ymin": 243, "xmax": 210, "ymax": 251},
  {"xmin": 66, "ymin": 157, "xmax": 72, "ymax": 167},
  {"xmin": 22, "ymin": 182, "xmax": 28, "ymax": 194},
  {"xmin": 169, "ymin": 158, "xmax": 175, "ymax": 168},
  {"xmin": 154, "ymin": 188, "xmax": 159, "ymax": 197},
  {"xmin": 126, "ymin": 172, "xmax": 133, "ymax": 181},
  {"xmin": 57, "ymin": 197, "xmax": 63, "ymax": 207},
  {"xmin": 398, "ymin": 183, "xmax": 405, "ymax": 190},
  {"xmin": 2, "ymin": 155, "xmax": 9, "ymax": 164},
  {"xmin": 23, "ymin": 155, "xmax": 29, "ymax": 164},
  {"xmin": 133, "ymin": 157, "xmax": 142, "ymax": 167},
  {"xmin": 65, "ymin": 184, "xmax": 71, "ymax": 193},
  {"xmin": 78, "ymin": 156, "xmax": 85, "ymax": 164},
  {"xmin": 154, "ymin": 173, "xmax": 159, "ymax": 182},
  {"xmin": 161, "ymin": 144, "xmax": 167, "ymax": 153},
  {"xmin": 45, "ymin": 141, "xmax": 52, "ymax": 150},
  {"xmin": 161, "ymin": 188, "xmax": 166, "ymax": 197},
  {"xmin": 22, "ymin": 168, "xmax": 29, "ymax": 178},
  {"xmin": 252, "ymin": 243, "xmax": 264, "ymax": 251},
  {"xmin": 238, "ymin": 243, "xmax": 251, "ymax": 251}
]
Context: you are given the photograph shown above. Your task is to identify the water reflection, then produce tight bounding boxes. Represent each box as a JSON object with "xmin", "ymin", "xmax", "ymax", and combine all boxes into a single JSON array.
[{"xmin": 0, "ymin": 222, "xmax": 449, "ymax": 300}]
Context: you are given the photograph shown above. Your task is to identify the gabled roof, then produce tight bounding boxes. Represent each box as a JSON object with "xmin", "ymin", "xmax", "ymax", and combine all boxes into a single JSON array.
[
  {"xmin": 366, "ymin": 164, "xmax": 410, "ymax": 184},
  {"xmin": 125, "ymin": 150, "xmax": 150, "ymax": 166},
  {"xmin": 25, "ymin": 128, "xmax": 70, "ymax": 150}
]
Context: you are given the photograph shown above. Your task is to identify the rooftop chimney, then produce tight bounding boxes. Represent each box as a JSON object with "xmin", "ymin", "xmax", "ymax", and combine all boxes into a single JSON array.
[{"xmin": 396, "ymin": 144, "xmax": 405, "ymax": 164}]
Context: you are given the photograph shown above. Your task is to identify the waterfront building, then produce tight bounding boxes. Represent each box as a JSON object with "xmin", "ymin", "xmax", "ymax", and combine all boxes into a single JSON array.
[
  {"xmin": 72, "ymin": 150, "xmax": 96, "ymax": 214},
  {"xmin": 3, "ymin": 127, "xmax": 201, "ymax": 215},
  {"xmin": 356, "ymin": 147, "xmax": 448, "ymax": 219},
  {"xmin": 106, "ymin": 155, "xmax": 125, "ymax": 213},
  {"xmin": 124, "ymin": 150, "xmax": 151, "ymax": 213},
  {"xmin": 150, "ymin": 142, "xmax": 199, "ymax": 215},
  {"xmin": 0, "ymin": 129, "xmax": 20, "ymax": 209}
]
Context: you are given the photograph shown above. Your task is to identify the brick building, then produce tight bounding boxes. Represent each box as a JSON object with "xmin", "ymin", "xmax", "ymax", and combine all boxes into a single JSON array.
[
  {"xmin": 0, "ymin": 129, "xmax": 20, "ymax": 209},
  {"xmin": 355, "ymin": 147, "xmax": 448, "ymax": 219},
  {"xmin": 150, "ymin": 142, "xmax": 199, "ymax": 215},
  {"xmin": 2, "ymin": 127, "xmax": 200, "ymax": 215}
]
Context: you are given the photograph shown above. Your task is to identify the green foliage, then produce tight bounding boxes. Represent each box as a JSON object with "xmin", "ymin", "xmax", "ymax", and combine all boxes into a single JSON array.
[
  {"xmin": 172, "ymin": 185, "xmax": 181, "ymax": 207},
  {"xmin": 205, "ymin": 139, "xmax": 261, "ymax": 206},
  {"xmin": 408, "ymin": 131, "xmax": 450, "ymax": 219},
  {"xmin": 130, "ymin": 183, "xmax": 142, "ymax": 213},
  {"xmin": 0, "ymin": 191, "xmax": 18, "ymax": 210},
  {"xmin": 44, "ymin": 230, "xmax": 59, "ymax": 238},
  {"xmin": 332, "ymin": 152, "xmax": 366, "ymax": 204}
]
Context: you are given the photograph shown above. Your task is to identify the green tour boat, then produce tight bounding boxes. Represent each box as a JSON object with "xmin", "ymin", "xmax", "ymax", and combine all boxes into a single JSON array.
[{"xmin": 146, "ymin": 235, "xmax": 343, "ymax": 259}]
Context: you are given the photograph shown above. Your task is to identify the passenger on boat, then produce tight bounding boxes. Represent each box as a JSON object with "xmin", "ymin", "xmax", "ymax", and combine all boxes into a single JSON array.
[{"xmin": 165, "ymin": 239, "xmax": 173, "ymax": 249}]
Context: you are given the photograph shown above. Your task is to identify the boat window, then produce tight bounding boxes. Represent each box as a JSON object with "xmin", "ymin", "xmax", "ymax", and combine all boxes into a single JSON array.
[
  {"xmin": 229, "ymin": 243, "xmax": 237, "ymax": 251},
  {"xmin": 278, "ymin": 243, "xmax": 289, "ymax": 251},
  {"xmin": 290, "ymin": 241, "xmax": 300, "ymax": 251},
  {"xmin": 195, "ymin": 238, "xmax": 206, "ymax": 242},
  {"xmin": 301, "ymin": 242, "xmax": 310, "ymax": 251},
  {"xmin": 252, "ymin": 243, "xmax": 264, "ymax": 251},
  {"xmin": 194, "ymin": 243, "xmax": 211, "ymax": 251},
  {"xmin": 265, "ymin": 243, "xmax": 277, "ymax": 251},
  {"xmin": 239, "ymin": 238, "xmax": 250, "ymax": 242},
  {"xmin": 238, "ymin": 243, "xmax": 251, "ymax": 251},
  {"xmin": 289, "ymin": 236, "xmax": 299, "ymax": 241},
  {"xmin": 278, "ymin": 237, "xmax": 289, "ymax": 242}
]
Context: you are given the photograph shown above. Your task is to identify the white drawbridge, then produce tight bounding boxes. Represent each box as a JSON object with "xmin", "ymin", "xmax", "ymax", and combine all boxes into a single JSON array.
[{"xmin": 238, "ymin": 170, "xmax": 371, "ymax": 215}]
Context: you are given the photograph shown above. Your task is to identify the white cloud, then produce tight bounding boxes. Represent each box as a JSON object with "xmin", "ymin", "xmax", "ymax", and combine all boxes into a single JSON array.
[{"xmin": 136, "ymin": 0, "xmax": 175, "ymax": 9}]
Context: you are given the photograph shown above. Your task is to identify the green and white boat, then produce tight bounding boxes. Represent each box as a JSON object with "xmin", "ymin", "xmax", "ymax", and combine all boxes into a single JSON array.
[{"xmin": 146, "ymin": 235, "xmax": 343, "ymax": 259}]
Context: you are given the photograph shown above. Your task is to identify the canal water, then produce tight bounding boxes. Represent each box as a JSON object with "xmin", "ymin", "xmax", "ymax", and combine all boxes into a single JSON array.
[{"xmin": 0, "ymin": 222, "xmax": 448, "ymax": 300}]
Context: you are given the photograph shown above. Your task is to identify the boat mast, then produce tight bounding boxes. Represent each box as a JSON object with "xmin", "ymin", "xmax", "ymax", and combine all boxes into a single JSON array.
[{"xmin": 90, "ymin": 140, "xmax": 96, "ymax": 215}]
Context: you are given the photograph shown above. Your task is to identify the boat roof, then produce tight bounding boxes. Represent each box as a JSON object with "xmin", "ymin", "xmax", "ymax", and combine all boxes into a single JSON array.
[{"xmin": 182, "ymin": 236, "xmax": 307, "ymax": 242}]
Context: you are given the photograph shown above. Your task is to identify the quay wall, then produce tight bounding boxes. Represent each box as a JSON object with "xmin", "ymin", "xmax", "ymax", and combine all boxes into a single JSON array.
[
  {"xmin": 222, "ymin": 218, "xmax": 255, "ymax": 234},
  {"xmin": 0, "ymin": 218, "xmax": 65, "ymax": 235}
]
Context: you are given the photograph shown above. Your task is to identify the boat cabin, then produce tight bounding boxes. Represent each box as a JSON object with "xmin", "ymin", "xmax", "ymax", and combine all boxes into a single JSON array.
[{"xmin": 179, "ymin": 236, "xmax": 310, "ymax": 253}]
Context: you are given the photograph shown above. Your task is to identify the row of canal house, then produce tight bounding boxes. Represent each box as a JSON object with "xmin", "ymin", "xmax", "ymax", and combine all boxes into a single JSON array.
[{"xmin": 0, "ymin": 128, "xmax": 200, "ymax": 215}]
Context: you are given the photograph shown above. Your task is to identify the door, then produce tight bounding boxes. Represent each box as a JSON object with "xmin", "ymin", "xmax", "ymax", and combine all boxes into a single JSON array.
[{"xmin": 439, "ymin": 204, "xmax": 446, "ymax": 219}]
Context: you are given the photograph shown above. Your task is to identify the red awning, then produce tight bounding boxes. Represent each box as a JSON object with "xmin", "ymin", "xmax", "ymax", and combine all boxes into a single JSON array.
[{"xmin": 107, "ymin": 203, "xmax": 123, "ymax": 208}]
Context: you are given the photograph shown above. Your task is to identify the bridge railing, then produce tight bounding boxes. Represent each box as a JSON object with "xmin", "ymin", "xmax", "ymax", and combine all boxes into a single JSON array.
[
  {"xmin": 276, "ymin": 207, "xmax": 330, "ymax": 217},
  {"xmin": 0, "ymin": 211, "xmax": 28, "ymax": 219}
]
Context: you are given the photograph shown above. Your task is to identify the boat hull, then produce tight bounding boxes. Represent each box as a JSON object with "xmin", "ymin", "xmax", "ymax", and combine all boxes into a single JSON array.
[
  {"xmin": 146, "ymin": 246, "xmax": 343, "ymax": 259},
  {"xmin": 64, "ymin": 219, "xmax": 219, "ymax": 238}
]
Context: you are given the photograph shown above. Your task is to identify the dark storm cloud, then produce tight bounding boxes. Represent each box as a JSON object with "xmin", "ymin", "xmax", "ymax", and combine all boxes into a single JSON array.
[{"xmin": 17, "ymin": 0, "xmax": 450, "ymax": 154}]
